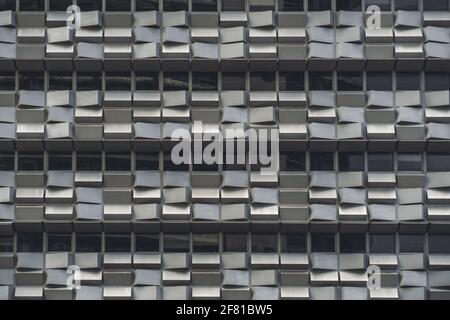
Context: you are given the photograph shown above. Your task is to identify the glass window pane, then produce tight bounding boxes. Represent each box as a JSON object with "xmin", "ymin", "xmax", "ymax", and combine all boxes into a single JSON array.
[
  {"xmin": 278, "ymin": 0, "xmax": 304, "ymax": 11},
  {"xmin": 367, "ymin": 72, "xmax": 392, "ymax": 91},
  {"xmin": 223, "ymin": 234, "xmax": 247, "ymax": 252},
  {"xmin": 308, "ymin": 0, "xmax": 331, "ymax": 11},
  {"xmin": 280, "ymin": 152, "xmax": 306, "ymax": 171},
  {"xmin": 136, "ymin": 0, "xmax": 159, "ymax": 10},
  {"xmin": 20, "ymin": 72, "xmax": 44, "ymax": 90},
  {"xmin": 369, "ymin": 234, "xmax": 396, "ymax": 253},
  {"xmin": 222, "ymin": 72, "xmax": 246, "ymax": 90},
  {"xmin": 0, "ymin": 153, "xmax": 14, "ymax": 171},
  {"xmin": 20, "ymin": 0, "xmax": 44, "ymax": 11},
  {"xmin": 311, "ymin": 233, "xmax": 335, "ymax": 252},
  {"xmin": 106, "ymin": 0, "xmax": 130, "ymax": 11},
  {"xmin": 49, "ymin": 73, "xmax": 73, "ymax": 90},
  {"xmin": 339, "ymin": 152, "xmax": 364, "ymax": 171},
  {"xmin": 338, "ymin": 72, "xmax": 363, "ymax": 91},
  {"xmin": 336, "ymin": 0, "xmax": 361, "ymax": 10},
  {"xmin": 0, "ymin": 72, "xmax": 15, "ymax": 90},
  {"xmin": 427, "ymin": 153, "xmax": 450, "ymax": 172},
  {"xmin": 49, "ymin": 0, "xmax": 72, "ymax": 11},
  {"xmin": 250, "ymin": 72, "xmax": 276, "ymax": 91},
  {"xmin": 135, "ymin": 234, "xmax": 159, "ymax": 252},
  {"xmin": 48, "ymin": 153, "xmax": 72, "ymax": 171},
  {"xmin": 425, "ymin": 72, "xmax": 450, "ymax": 91},
  {"xmin": 0, "ymin": 0, "xmax": 16, "ymax": 11},
  {"xmin": 106, "ymin": 72, "xmax": 131, "ymax": 91},
  {"xmin": 164, "ymin": 0, "xmax": 188, "ymax": 11},
  {"xmin": 192, "ymin": 0, "xmax": 217, "ymax": 11},
  {"xmin": 395, "ymin": 0, "xmax": 418, "ymax": 10},
  {"xmin": 399, "ymin": 234, "xmax": 423, "ymax": 253},
  {"xmin": 77, "ymin": 0, "xmax": 102, "ymax": 10},
  {"xmin": 135, "ymin": 153, "xmax": 159, "ymax": 170},
  {"xmin": 163, "ymin": 72, "xmax": 189, "ymax": 91},
  {"xmin": 365, "ymin": 0, "xmax": 391, "ymax": 10},
  {"xmin": 192, "ymin": 72, "xmax": 218, "ymax": 91},
  {"xmin": 222, "ymin": 0, "xmax": 245, "ymax": 10},
  {"xmin": 249, "ymin": 0, "xmax": 274, "ymax": 11},
  {"xmin": 340, "ymin": 234, "xmax": 366, "ymax": 253},
  {"xmin": 164, "ymin": 153, "xmax": 189, "ymax": 171},
  {"xmin": 0, "ymin": 237, "xmax": 14, "ymax": 252},
  {"xmin": 77, "ymin": 153, "xmax": 102, "ymax": 171},
  {"xmin": 396, "ymin": 72, "xmax": 420, "ymax": 90},
  {"xmin": 423, "ymin": 0, "xmax": 448, "ymax": 11},
  {"xmin": 18, "ymin": 154, "xmax": 43, "ymax": 171},
  {"xmin": 281, "ymin": 234, "xmax": 307, "ymax": 253},
  {"xmin": 47, "ymin": 234, "xmax": 72, "ymax": 252},
  {"xmin": 429, "ymin": 235, "xmax": 450, "ymax": 254},
  {"xmin": 310, "ymin": 152, "xmax": 334, "ymax": 171},
  {"xmin": 309, "ymin": 72, "xmax": 333, "ymax": 90},
  {"xmin": 17, "ymin": 233, "xmax": 43, "ymax": 252},
  {"xmin": 279, "ymin": 72, "xmax": 304, "ymax": 91},
  {"xmin": 135, "ymin": 72, "xmax": 159, "ymax": 90},
  {"xmin": 105, "ymin": 154, "xmax": 131, "ymax": 171},
  {"xmin": 252, "ymin": 234, "xmax": 277, "ymax": 253},
  {"xmin": 105, "ymin": 234, "xmax": 131, "ymax": 252},
  {"xmin": 368, "ymin": 153, "xmax": 393, "ymax": 171},
  {"xmin": 397, "ymin": 153, "xmax": 422, "ymax": 171},
  {"xmin": 76, "ymin": 234, "xmax": 102, "ymax": 252},
  {"xmin": 77, "ymin": 73, "xmax": 102, "ymax": 91},
  {"xmin": 193, "ymin": 234, "xmax": 219, "ymax": 252},
  {"xmin": 164, "ymin": 234, "xmax": 189, "ymax": 252}
]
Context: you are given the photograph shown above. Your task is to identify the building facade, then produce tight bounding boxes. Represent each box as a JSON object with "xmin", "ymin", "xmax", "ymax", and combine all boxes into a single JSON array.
[{"xmin": 1, "ymin": 0, "xmax": 450, "ymax": 300}]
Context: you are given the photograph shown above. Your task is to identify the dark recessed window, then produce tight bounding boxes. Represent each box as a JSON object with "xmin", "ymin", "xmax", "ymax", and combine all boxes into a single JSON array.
[
  {"xmin": 193, "ymin": 234, "xmax": 219, "ymax": 253},
  {"xmin": 49, "ymin": 73, "xmax": 73, "ymax": 90},
  {"xmin": 0, "ymin": 0, "xmax": 16, "ymax": 11},
  {"xmin": 20, "ymin": 72, "xmax": 44, "ymax": 91},
  {"xmin": 339, "ymin": 152, "xmax": 364, "ymax": 171},
  {"xmin": 338, "ymin": 72, "xmax": 363, "ymax": 91},
  {"xmin": 399, "ymin": 234, "xmax": 423, "ymax": 253},
  {"xmin": 429, "ymin": 235, "xmax": 450, "ymax": 254},
  {"xmin": 0, "ymin": 154, "xmax": 14, "ymax": 171},
  {"xmin": 427, "ymin": 153, "xmax": 450, "ymax": 172},
  {"xmin": 136, "ymin": 153, "xmax": 159, "ymax": 170},
  {"xmin": 336, "ymin": 0, "xmax": 361, "ymax": 10},
  {"xmin": 105, "ymin": 234, "xmax": 131, "ymax": 252},
  {"xmin": 223, "ymin": 144, "xmax": 247, "ymax": 171},
  {"xmin": 222, "ymin": 0, "xmax": 245, "ymax": 10},
  {"xmin": 135, "ymin": 234, "xmax": 159, "ymax": 252},
  {"xmin": 397, "ymin": 153, "xmax": 422, "ymax": 171},
  {"xmin": 311, "ymin": 233, "xmax": 335, "ymax": 252},
  {"xmin": 164, "ymin": 234, "xmax": 190, "ymax": 252},
  {"xmin": 76, "ymin": 153, "xmax": 102, "ymax": 171},
  {"xmin": 425, "ymin": 72, "xmax": 450, "ymax": 91},
  {"xmin": 308, "ymin": 0, "xmax": 331, "ymax": 11},
  {"xmin": 365, "ymin": 0, "xmax": 391, "ymax": 10},
  {"xmin": 395, "ymin": 0, "xmax": 418, "ymax": 10},
  {"xmin": 396, "ymin": 72, "xmax": 420, "ymax": 90},
  {"xmin": 310, "ymin": 152, "xmax": 334, "ymax": 171},
  {"xmin": 0, "ymin": 237, "xmax": 13, "ymax": 252},
  {"xmin": 0, "ymin": 72, "xmax": 15, "ymax": 90},
  {"xmin": 77, "ymin": 0, "xmax": 102, "ymax": 10},
  {"xmin": 368, "ymin": 153, "xmax": 393, "ymax": 171},
  {"xmin": 105, "ymin": 153, "xmax": 131, "ymax": 171},
  {"xmin": 278, "ymin": 0, "xmax": 303, "ymax": 11},
  {"xmin": 49, "ymin": 0, "xmax": 72, "ymax": 11},
  {"xmin": 249, "ymin": 0, "xmax": 274, "ymax": 11},
  {"xmin": 279, "ymin": 72, "xmax": 305, "ymax": 91},
  {"xmin": 164, "ymin": 0, "xmax": 187, "ymax": 11},
  {"xmin": 20, "ymin": 0, "xmax": 44, "ymax": 11},
  {"xmin": 48, "ymin": 153, "xmax": 72, "ymax": 171},
  {"xmin": 252, "ymin": 234, "xmax": 278, "ymax": 253},
  {"xmin": 250, "ymin": 72, "xmax": 276, "ymax": 91},
  {"xmin": 340, "ymin": 234, "xmax": 366, "ymax": 253},
  {"xmin": 309, "ymin": 72, "xmax": 333, "ymax": 91},
  {"xmin": 106, "ymin": 72, "xmax": 131, "ymax": 91},
  {"xmin": 369, "ymin": 234, "xmax": 396, "ymax": 253},
  {"xmin": 192, "ymin": 0, "xmax": 217, "ymax": 11},
  {"xmin": 47, "ymin": 234, "xmax": 72, "ymax": 252},
  {"xmin": 77, "ymin": 73, "xmax": 102, "ymax": 91},
  {"xmin": 135, "ymin": 72, "xmax": 159, "ymax": 91},
  {"xmin": 164, "ymin": 153, "xmax": 189, "ymax": 171},
  {"xmin": 192, "ymin": 72, "xmax": 218, "ymax": 91},
  {"xmin": 76, "ymin": 234, "xmax": 102, "ymax": 252},
  {"xmin": 424, "ymin": 0, "xmax": 449, "ymax": 11},
  {"xmin": 367, "ymin": 72, "xmax": 392, "ymax": 91},
  {"xmin": 163, "ymin": 72, "xmax": 189, "ymax": 91},
  {"xmin": 223, "ymin": 234, "xmax": 247, "ymax": 252},
  {"xmin": 106, "ymin": 0, "xmax": 130, "ymax": 11},
  {"xmin": 17, "ymin": 233, "xmax": 43, "ymax": 252},
  {"xmin": 281, "ymin": 234, "xmax": 307, "ymax": 253},
  {"xmin": 280, "ymin": 152, "xmax": 306, "ymax": 171},
  {"xmin": 136, "ymin": 0, "xmax": 159, "ymax": 10},
  {"xmin": 222, "ymin": 72, "xmax": 246, "ymax": 90},
  {"xmin": 18, "ymin": 154, "xmax": 43, "ymax": 171}
]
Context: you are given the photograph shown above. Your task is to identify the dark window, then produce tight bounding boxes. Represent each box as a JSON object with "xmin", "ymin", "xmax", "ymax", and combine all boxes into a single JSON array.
[
  {"xmin": 0, "ymin": 154, "xmax": 14, "ymax": 171},
  {"xmin": 106, "ymin": 72, "xmax": 131, "ymax": 91},
  {"xmin": 135, "ymin": 153, "xmax": 159, "ymax": 170},
  {"xmin": 396, "ymin": 72, "xmax": 420, "ymax": 90},
  {"xmin": 20, "ymin": 0, "xmax": 44, "ymax": 11},
  {"xmin": 164, "ymin": 153, "xmax": 189, "ymax": 171},
  {"xmin": 47, "ymin": 234, "xmax": 72, "ymax": 252},
  {"xmin": 163, "ymin": 72, "xmax": 189, "ymax": 91},
  {"xmin": 279, "ymin": 72, "xmax": 304, "ymax": 91},
  {"xmin": 135, "ymin": 72, "xmax": 159, "ymax": 91},
  {"xmin": 76, "ymin": 234, "xmax": 102, "ymax": 252},
  {"xmin": 17, "ymin": 233, "xmax": 43, "ymax": 252},
  {"xmin": 223, "ymin": 234, "xmax": 247, "ymax": 252},
  {"xmin": 250, "ymin": 0, "xmax": 274, "ymax": 11},
  {"xmin": 76, "ymin": 153, "xmax": 102, "ymax": 171},
  {"xmin": 77, "ymin": 0, "xmax": 102, "ymax": 10},
  {"xmin": 222, "ymin": 73, "xmax": 246, "ymax": 90},
  {"xmin": 20, "ymin": 72, "xmax": 44, "ymax": 91},
  {"xmin": 77, "ymin": 73, "xmax": 102, "ymax": 91},
  {"xmin": 223, "ymin": 144, "xmax": 247, "ymax": 171},
  {"xmin": 308, "ymin": 0, "xmax": 331, "ymax": 11},
  {"xmin": 338, "ymin": 72, "xmax": 363, "ymax": 91},
  {"xmin": 0, "ymin": 237, "xmax": 13, "ymax": 252},
  {"xmin": 164, "ymin": 0, "xmax": 188, "ymax": 11},
  {"xmin": 0, "ymin": 72, "xmax": 15, "ymax": 90},
  {"xmin": 252, "ymin": 234, "xmax": 277, "ymax": 253},
  {"xmin": 192, "ymin": 0, "xmax": 217, "ymax": 11},
  {"xmin": 105, "ymin": 234, "xmax": 131, "ymax": 252},
  {"xmin": 135, "ymin": 234, "xmax": 159, "ymax": 252},
  {"xmin": 425, "ymin": 72, "xmax": 450, "ymax": 91},
  {"xmin": 105, "ymin": 153, "xmax": 131, "ymax": 171},
  {"xmin": 49, "ymin": 73, "xmax": 73, "ymax": 90},
  {"xmin": 427, "ymin": 153, "xmax": 450, "ymax": 172},
  {"xmin": 18, "ymin": 154, "xmax": 43, "ymax": 171},
  {"xmin": 369, "ymin": 234, "xmax": 396, "ymax": 253},
  {"xmin": 424, "ymin": 0, "xmax": 449, "ymax": 11},
  {"xmin": 311, "ymin": 233, "xmax": 335, "ymax": 252},
  {"xmin": 48, "ymin": 153, "xmax": 72, "ymax": 171},
  {"xmin": 339, "ymin": 152, "xmax": 364, "ymax": 171},
  {"xmin": 280, "ymin": 152, "xmax": 306, "ymax": 171},
  {"xmin": 367, "ymin": 72, "xmax": 392, "ymax": 91},
  {"xmin": 106, "ymin": 0, "xmax": 130, "ymax": 11},
  {"xmin": 192, "ymin": 72, "xmax": 218, "ymax": 91},
  {"xmin": 278, "ymin": 0, "xmax": 303, "ymax": 11},
  {"xmin": 399, "ymin": 234, "xmax": 423, "ymax": 253},
  {"xmin": 222, "ymin": 0, "xmax": 245, "ymax": 10},
  {"xmin": 368, "ymin": 153, "xmax": 393, "ymax": 171},
  {"xmin": 193, "ymin": 234, "xmax": 219, "ymax": 253},
  {"xmin": 309, "ymin": 72, "xmax": 333, "ymax": 91},
  {"xmin": 136, "ymin": 0, "xmax": 159, "ymax": 10},
  {"xmin": 310, "ymin": 152, "xmax": 334, "ymax": 171},
  {"xmin": 397, "ymin": 153, "xmax": 422, "ymax": 171},
  {"xmin": 340, "ymin": 234, "xmax": 366, "ymax": 253},
  {"xmin": 336, "ymin": 0, "xmax": 361, "ymax": 10},
  {"xmin": 250, "ymin": 72, "xmax": 276, "ymax": 91},
  {"xmin": 429, "ymin": 235, "xmax": 450, "ymax": 254},
  {"xmin": 49, "ymin": 0, "xmax": 72, "ymax": 11},
  {"xmin": 395, "ymin": 0, "xmax": 418, "ymax": 10},
  {"xmin": 164, "ymin": 234, "xmax": 190, "ymax": 252},
  {"xmin": 281, "ymin": 234, "xmax": 307, "ymax": 253},
  {"xmin": 365, "ymin": 0, "xmax": 391, "ymax": 10},
  {"xmin": 0, "ymin": 0, "xmax": 16, "ymax": 11}
]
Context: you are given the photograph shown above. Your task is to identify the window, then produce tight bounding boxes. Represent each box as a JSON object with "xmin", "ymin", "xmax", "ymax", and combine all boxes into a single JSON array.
[
  {"xmin": 0, "ymin": 154, "xmax": 14, "ymax": 171},
  {"xmin": 106, "ymin": 0, "xmax": 130, "ymax": 11},
  {"xmin": 0, "ymin": 237, "xmax": 13, "ymax": 252},
  {"xmin": 0, "ymin": 0, "xmax": 15, "ymax": 11},
  {"xmin": 164, "ymin": 152, "xmax": 189, "ymax": 171},
  {"xmin": 77, "ymin": 73, "xmax": 102, "ymax": 91},
  {"xmin": 366, "ymin": 72, "xmax": 392, "ymax": 91},
  {"xmin": 396, "ymin": 72, "xmax": 420, "ymax": 91},
  {"xmin": 0, "ymin": 72, "xmax": 15, "ymax": 90},
  {"xmin": 399, "ymin": 234, "xmax": 423, "ymax": 253},
  {"xmin": 425, "ymin": 72, "xmax": 450, "ymax": 91},
  {"xmin": 310, "ymin": 152, "xmax": 334, "ymax": 171},
  {"xmin": 252, "ymin": 234, "xmax": 277, "ymax": 253},
  {"xmin": 280, "ymin": 152, "xmax": 306, "ymax": 171},
  {"xmin": 338, "ymin": 72, "xmax": 363, "ymax": 91},
  {"xmin": 106, "ymin": 72, "xmax": 131, "ymax": 91},
  {"xmin": 249, "ymin": 0, "xmax": 274, "ymax": 11},
  {"xmin": 76, "ymin": 153, "xmax": 102, "ymax": 171},
  {"xmin": 223, "ymin": 234, "xmax": 247, "ymax": 252},
  {"xmin": 164, "ymin": 0, "xmax": 187, "ymax": 11},
  {"xmin": 192, "ymin": 72, "xmax": 218, "ymax": 91},
  {"xmin": 309, "ymin": 72, "xmax": 333, "ymax": 91},
  {"xmin": 20, "ymin": 0, "xmax": 44, "ymax": 11},
  {"xmin": 395, "ymin": 0, "xmax": 418, "ymax": 10},
  {"xmin": 105, "ymin": 234, "xmax": 131, "ymax": 252},
  {"xmin": 423, "ymin": 0, "xmax": 449, "ymax": 11},
  {"xmin": 311, "ymin": 233, "xmax": 335, "ymax": 252},
  {"xmin": 193, "ymin": 234, "xmax": 219, "ymax": 253},
  {"xmin": 308, "ymin": 0, "xmax": 331, "ymax": 11},
  {"xmin": 429, "ymin": 235, "xmax": 450, "ymax": 254},
  {"xmin": 339, "ymin": 152, "xmax": 364, "ymax": 171},
  {"xmin": 281, "ymin": 234, "xmax": 307, "ymax": 253},
  {"xmin": 49, "ymin": 0, "xmax": 72, "ymax": 11},
  {"xmin": 136, "ymin": 153, "xmax": 159, "ymax": 170},
  {"xmin": 279, "ymin": 72, "xmax": 304, "ymax": 91},
  {"xmin": 76, "ymin": 234, "xmax": 102, "ymax": 252},
  {"xmin": 20, "ymin": 72, "xmax": 44, "ymax": 91},
  {"xmin": 397, "ymin": 153, "xmax": 422, "ymax": 171},
  {"xmin": 250, "ymin": 72, "xmax": 276, "ymax": 91},
  {"xmin": 336, "ymin": 0, "xmax": 361, "ymax": 10},
  {"xmin": 47, "ymin": 234, "xmax": 72, "ymax": 252},
  {"xmin": 136, "ymin": 0, "xmax": 159, "ymax": 10},
  {"xmin": 427, "ymin": 153, "xmax": 450, "ymax": 172},
  {"xmin": 192, "ymin": 0, "xmax": 217, "ymax": 11},
  {"xmin": 135, "ymin": 234, "xmax": 159, "ymax": 252},
  {"xmin": 163, "ymin": 72, "xmax": 189, "ymax": 91},
  {"xmin": 340, "ymin": 234, "xmax": 366, "ymax": 253},
  {"xmin": 105, "ymin": 153, "xmax": 131, "ymax": 171},
  {"xmin": 48, "ymin": 153, "xmax": 72, "ymax": 171},
  {"xmin": 369, "ymin": 234, "xmax": 396, "ymax": 253},
  {"xmin": 77, "ymin": 0, "xmax": 102, "ymax": 10},
  {"xmin": 222, "ymin": 0, "xmax": 245, "ymax": 10},
  {"xmin": 278, "ymin": 0, "xmax": 303, "ymax": 11},
  {"xmin": 49, "ymin": 73, "xmax": 73, "ymax": 90},
  {"xmin": 222, "ymin": 73, "xmax": 246, "ymax": 90},
  {"xmin": 135, "ymin": 72, "xmax": 159, "ymax": 91},
  {"xmin": 18, "ymin": 154, "xmax": 43, "ymax": 171},
  {"xmin": 368, "ymin": 153, "xmax": 393, "ymax": 171},
  {"xmin": 365, "ymin": 0, "xmax": 391, "ymax": 11},
  {"xmin": 164, "ymin": 234, "xmax": 190, "ymax": 252},
  {"xmin": 17, "ymin": 233, "xmax": 43, "ymax": 252}
]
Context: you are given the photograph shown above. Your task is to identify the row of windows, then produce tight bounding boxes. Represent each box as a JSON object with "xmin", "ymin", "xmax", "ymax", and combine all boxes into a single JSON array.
[
  {"xmin": 2, "ymin": 233, "xmax": 449, "ymax": 254},
  {"xmin": 1, "ymin": 0, "xmax": 448, "ymax": 12},
  {"xmin": 2, "ymin": 152, "xmax": 450, "ymax": 172},
  {"xmin": 3, "ymin": 72, "xmax": 449, "ymax": 92}
]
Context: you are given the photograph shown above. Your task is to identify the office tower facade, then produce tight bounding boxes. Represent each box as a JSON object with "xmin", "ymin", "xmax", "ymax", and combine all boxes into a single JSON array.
[{"xmin": 1, "ymin": 0, "xmax": 450, "ymax": 300}]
